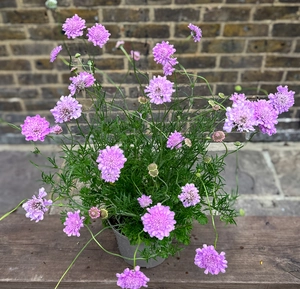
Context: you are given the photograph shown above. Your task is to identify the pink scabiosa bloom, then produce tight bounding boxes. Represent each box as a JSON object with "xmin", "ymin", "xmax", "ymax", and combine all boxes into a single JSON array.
[
  {"xmin": 153, "ymin": 41, "xmax": 176, "ymax": 66},
  {"xmin": 141, "ymin": 203, "xmax": 176, "ymax": 240},
  {"xmin": 116, "ymin": 266, "xmax": 150, "ymax": 289},
  {"xmin": 178, "ymin": 183, "xmax": 200, "ymax": 207},
  {"xmin": 87, "ymin": 23, "xmax": 111, "ymax": 48},
  {"xmin": 63, "ymin": 210, "xmax": 85, "ymax": 237},
  {"xmin": 62, "ymin": 14, "xmax": 86, "ymax": 39},
  {"xmin": 194, "ymin": 244, "xmax": 228, "ymax": 275},
  {"xmin": 144, "ymin": 75, "xmax": 174, "ymax": 105},
  {"xmin": 50, "ymin": 45, "xmax": 62, "ymax": 63},
  {"xmin": 212, "ymin": 131, "xmax": 225, "ymax": 142},
  {"xmin": 166, "ymin": 131, "xmax": 185, "ymax": 149},
  {"xmin": 230, "ymin": 92, "xmax": 247, "ymax": 104},
  {"xmin": 130, "ymin": 50, "xmax": 141, "ymax": 61},
  {"xmin": 188, "ymin": 23, "xmax": 202, "ymax": 42},
  {"xmin": 21, "ymin": 115, "xmax": 50, "ymax": 142},
  {"xmin": 96, "ymin": 145, "xmax": 127, "ymax": 183},
  {"xmin": 254, "ymin": 99, "xmax": 278, "ymax": 136},
  {"xmin": 223, "ymin": 100, "xmax": 257, "ymax": 133},
  {"xmin": 268, "ymin": 85, "xmax": 295, "ymax": 114},
  {"xmin": 68, "ymin": 71, "xmax": 96, "ymax": 96},
  {"xmin": 50, "ymin": 95, "xmax": 82, "ymax": 123},
  {"xmin": 22, "ymin": 187, "xmax": 52, "ymax": 222},
  {"xmin": 88, "ymin": 207, "xmax": 101, "ymax": 219},
  {"xmin": 152, "ymin": 41, "xmax": 178, "ymax": 76},
  {"xmin": 137, "ymin": 195, "xmax": 152, "ymax": 208},
  {"xmin": 50, "ymin": 124, "xmax": 63, "ymax": 135}
]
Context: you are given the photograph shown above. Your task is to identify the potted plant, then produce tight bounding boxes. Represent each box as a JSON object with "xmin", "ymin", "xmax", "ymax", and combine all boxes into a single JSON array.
[{"xmin": 1, "ymin": 14, "xmax": 295, "ymax": 289}]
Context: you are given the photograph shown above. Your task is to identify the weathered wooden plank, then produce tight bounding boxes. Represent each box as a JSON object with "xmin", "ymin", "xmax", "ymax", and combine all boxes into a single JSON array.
[{"xmin": 0, "ymin": 215, "xmax": 299, "ymax": 289}]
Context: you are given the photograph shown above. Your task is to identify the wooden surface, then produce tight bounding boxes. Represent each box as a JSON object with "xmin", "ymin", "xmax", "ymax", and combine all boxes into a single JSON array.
[{"xmin": 0, "ymin": 215, "xmax": 299, "ymax": 289}]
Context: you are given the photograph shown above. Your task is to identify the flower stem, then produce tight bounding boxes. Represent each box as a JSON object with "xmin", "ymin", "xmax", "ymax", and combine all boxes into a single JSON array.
[{"xmin": 0, "ymin": 199, "xmax": 26, "ymax": 221}]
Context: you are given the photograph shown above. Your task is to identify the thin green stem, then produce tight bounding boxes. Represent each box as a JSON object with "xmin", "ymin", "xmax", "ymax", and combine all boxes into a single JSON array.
[{"xmin": 0, "ymin": 199, "xmax": 26, "ymax": 221}]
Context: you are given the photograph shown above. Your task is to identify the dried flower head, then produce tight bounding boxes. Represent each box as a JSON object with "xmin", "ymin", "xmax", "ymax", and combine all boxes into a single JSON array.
[{"xmin": 212, "ymin": 131, "xmax": 225, "ymax": 142}]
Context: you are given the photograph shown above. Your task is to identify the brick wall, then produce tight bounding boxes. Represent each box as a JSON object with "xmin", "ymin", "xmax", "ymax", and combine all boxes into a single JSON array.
[{"xmin": 0, "ymin": 0, "xmax": 300, "ymax": 143}]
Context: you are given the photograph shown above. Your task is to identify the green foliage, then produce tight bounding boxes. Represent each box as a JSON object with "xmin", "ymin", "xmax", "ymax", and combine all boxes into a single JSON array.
[{"xmin": 31, "ymin": 40, "xmax": 243, "ymax": 262}]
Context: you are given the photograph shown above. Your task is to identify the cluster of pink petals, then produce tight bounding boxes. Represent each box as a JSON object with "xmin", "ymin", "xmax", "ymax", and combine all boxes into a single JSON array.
[
  {"xmin": 62, "ymin": 14, "xmax": 86, "ymax": 39},
  {"xmin": 188, "ymin": 23, "xmax": 202, "ymax": 42},
  {"xmin": 141, "ymin": 203, "xmax": 176, "ymax": 240},
  {"xmin": 137, "ymin": 195, "xmax": 152, "ymax": 208},
  {"xmin": 116, "ymin": 266, "xmax": 149, "ymax": 289},
  {"xmin": 268, "ymin": 85, "xmax": 295, "ymax": 114},
  {"xmin": 96, "ymin": 145, "xmax": 127, "ymax": 183},
  {"xmin": 21, "ymin": 114, "xmax": 51, "ymax": 142},
  {"xmin": 152, "ymin": 41, "xmax": 178, "ymax": 76},
  {"xmin": 50, "ymin": 124, "xmax": 63, "ymax": 135},
  {"xmin": 22, "ymin": 187, "xmax": 52, "ymax": 222},
  {"xmin": 87, "ymin": 23, "xmax": 111, "ymax": 48},
  {"xmin": 50, "ymin": 95, "xmax": 82, "ymax": 123},
  {"xmin": 69, "ymin": 71, "xmax": 96, "ymax": 96},
  {"xmin": 144, "ymin": 75, "xmax": 174, "ymax": 105},
  {"xmin": 63, "ymin": 210, "xmax": 85, "ymax": 237},
  {"xmin": 194, "ymin": 244, "xmax": 227, "ymax": 275},
  {"xmin": 178, "ymin": 183, "xmax": 200, "ymax": 207},
  {"xmin": 50, "ymin": 45, "xmax": 62, "ymax": 62},
  {"xmin": 166, "ymin": 130, "xmax": 185, "ymax": 149}
]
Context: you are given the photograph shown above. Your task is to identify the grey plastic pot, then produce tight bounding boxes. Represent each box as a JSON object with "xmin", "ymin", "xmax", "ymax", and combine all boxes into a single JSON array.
[{"xmin": 112, "ymin": 226, "xmax": 165, "ymax": 268}]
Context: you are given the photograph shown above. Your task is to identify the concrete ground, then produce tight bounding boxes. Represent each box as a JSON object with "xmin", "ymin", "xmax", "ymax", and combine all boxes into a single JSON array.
[{"xmin": 0, "ymin": 142, "xmax": 299, "ymax": 216}]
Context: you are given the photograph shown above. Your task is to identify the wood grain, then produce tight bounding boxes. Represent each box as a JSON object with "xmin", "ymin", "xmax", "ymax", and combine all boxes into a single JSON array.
[{"xmin": 0, "ymin": 215, "xmax": 299, "ymax": 289}]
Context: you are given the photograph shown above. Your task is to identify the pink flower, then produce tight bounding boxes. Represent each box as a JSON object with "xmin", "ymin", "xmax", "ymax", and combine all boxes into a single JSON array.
[
  {"xmin": 22, "ymin": 187, "xmax": 52, "ymax": 222},
  {"xmin": 87, "ymin": 23, "xmax": 110, "ymax": 48},
  {"xmin": 62, "ymin": 14, "xmax": 86, "ymax": 39},
  {"xmin": 178, "ymin": 183, "xmax": 200, "ymax": 207},
  {"xmin": 50, "ymin": 125, "xmax": 63, "ymax": 135},
  {"xmin": 194, "ymin": 244, "xmax": 227, "ymax": 275},
  {"xmin": 21, "ymin": 115, "xmax": 50, "ymax": 142},
  {"xmin": 141, "ymin": 203, "xmax": 176, "ymax": 240},
  {"xmin": 50, "ymin": 95, "xmax": 82, "ymax": 123},
  {"xmin": 50, "ymin": 45, "xmax": 62, "ymax": 62},
  {"xmin": 68, "ymin": 71, "xmax": 96, "ymax": 96},
  {"xmin": 188, "ymin": 23, "xmax": 202, "ymax": 42},
  {"xmin": 63, "ymin": 210, "xmax": 85, "ymax": 237},
  {"xmin": 268, "ymin": 85, "xmax": 295, "ymax": 114},
  {"xmin": 137, "ymin": 195, "xmax": 152, "ymax": 208},
  {"xmin": 166, "ymin": 131, "xmax": 185, "ymax": 149},
  {"xmin": 130, "ymin": 50, "xmax": 140, "ymax": 61},
  {"xmin": 116, "ymin": 266, "xmax": 149, "ymax": 289},
  {"xmin": 144, "ymin": 75, "xmax": 174, "ymax": 105},
  {"xmin": 96, "ymin": 145, "xmax": 127, "ymax": 183}
]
